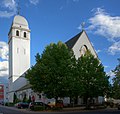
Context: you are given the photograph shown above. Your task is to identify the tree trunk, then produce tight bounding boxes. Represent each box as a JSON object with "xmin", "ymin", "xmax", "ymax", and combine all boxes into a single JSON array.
[
  {"xmin": 85, "ymin": 97, "xmax": 90, "ymax": 109},
  {"xmin": 55, "ymin": 96, "xmax": 58, "ymax": 106},
  {"xmin": 74, "ymin": 96, "xmax": 78, "ymax": 105}
]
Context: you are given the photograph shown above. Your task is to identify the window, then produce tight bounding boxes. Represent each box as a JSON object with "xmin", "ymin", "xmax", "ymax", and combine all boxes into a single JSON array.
[
  {"xmin": 17, "ymin": 48, "xmax": 19, "ymax": 53},
  {"xmin": 80, "ymin": 45, "xmax": 88, "ymax": 56},
  {"xmin": 24, "ymin": 49, "xmax": 26, "ymax": 54},
  {"xmin": 24, "ymin": 32, "xmax": 26, "ymax": 38},
  {"xmin": 16, "ymin": 30, "xmax": 19, "ymax": 36}
]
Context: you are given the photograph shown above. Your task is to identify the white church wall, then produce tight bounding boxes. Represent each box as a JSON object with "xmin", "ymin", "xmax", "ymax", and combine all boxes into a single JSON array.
[
  {"xmin": 13, "ymin": 76, "xmax": 28, "ymax": 91},
  {"xmin": 8, "ymin": 41, "xmax": 12, "ymax": 77},
  {"xmin": 72, "ymin": 31, "xmax": 97, "ymax": 59},
  {"xmin": 13, "ymin": 15, "xmax": 29, "ymax": 29},
  {"xmin": 11, "ymin": 36, "xmax": 30, "ymax": 82},
  {"xmin": 8, "ymin": 14, "xmax": 101, "ymax": 104},
  {"xmin": 8, "ymin": 15, "xmax": 31, "ymax": 103}
]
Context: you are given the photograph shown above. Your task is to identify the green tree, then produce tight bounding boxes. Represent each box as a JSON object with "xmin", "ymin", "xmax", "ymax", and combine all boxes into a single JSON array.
[
  {"xmin": 28, "ymin": 96, "xmax": 32, "ymax": 103},
  {"xmin": 76, "ymin": 51, "xmax": 109, "ymax": 108},
  {"xmin": 112, "ymin": 58, "xmax": 120, "ymax": 99},
  {"xmin": 23, "ymin": 94, "xmax": 27, "ymax": 102},
  {"xmin": 25, "ymin": 53, "xmax": 45, "ymax": 93},
  {"xmin": 26, "ymin": 41, "xmax": 76, "ymax": 102},
  {"xmin": 13, "ymin": 93, "xmax": 17, "ymax": 103}
]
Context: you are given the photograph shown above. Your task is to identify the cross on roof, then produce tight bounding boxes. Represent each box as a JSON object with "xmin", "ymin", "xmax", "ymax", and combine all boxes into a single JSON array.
[
  {"xmin": 17, "ymin": 0, "xmax": 20, "ymax": 15},
  {"xmin": 81, "ymin": 22, "xmax": 85, "ymax": 30}
]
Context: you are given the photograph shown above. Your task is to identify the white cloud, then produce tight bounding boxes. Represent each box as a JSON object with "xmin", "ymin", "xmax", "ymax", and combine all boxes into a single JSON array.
[
  {"xmin": 0, "ymin": 41, "xmax": 8, "ymax": 60},
  {"xmin": 108, "ymin": 41, "xmax": 120, "ymax": 55},
  {"xmin": 0, "ymin": 41, "xmax": 9, "ymax": 81},
  {"xmin": 106, "ymin": 71, "xmax": 115, "ymax": 77},
  {"xmin": 0, "ymin": 61, "xmax": 8, "ymax": 77},
  {"xmin": 0, "ymin": 0, "xmax": 40, "ymax": 18},
  {"xmin": 96, "ymin": 49, "xmax": 101, "ymax": 54},
  {"xmin": 0, "ymin": 0, "xmax": 17, "ymax": 18},
  {"xmin": 0, "ymin": 10, "xmax": 15, "ymax": 18},
  {"xmin": 29, "ymin": 0, "xmax": 39, "ymax": 5},
  {"xmin": 84, "ymin": 8, "xmax": 120, "ymax": 55},
  {"xmin": 87, "ymin": 8, "xmax": 120, "ymax": 40},
  {"xmin": 2, "ymin": 0, "xmax": 16, "ymax": 10},
  {"xmin": 104, "ymin": 65, "xmax": 109, "ymax": 69}
]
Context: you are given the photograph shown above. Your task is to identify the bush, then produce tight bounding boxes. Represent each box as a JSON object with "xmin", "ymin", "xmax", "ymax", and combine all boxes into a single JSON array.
[
  {"xmin": 103, "ymin": 101, "xmax": 114, "ymax": 108},
  {"xmin": 32, "ymin": 106, "xmax": 45, "ymax": 111},
  {"xmin": 5, "ymin": 102, "xmax": 14, "ymax": 106},
  {"xmin": 52, "ymin": 106, "xmax": 63, "ymax": 110},
  {"xmin": 110, "ymin": 102, "xmax": 114, "ymax": 108},
  {"xmin": 5, "ymin": 102, "xmax": 8, "ymax": 106}
]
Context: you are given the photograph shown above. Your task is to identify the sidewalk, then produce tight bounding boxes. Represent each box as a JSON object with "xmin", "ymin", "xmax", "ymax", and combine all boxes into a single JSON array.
[
  {"xmin": 0, "ymin": 105, "xmax": 30, "ymax": 113},
  {"xmin": 0, "ymin": 105, "xmax": 118, "ymax": 113},
  {"xmin": 0, "ymin": 105, "xmax": 88, "ymax": 113},
  {"xmin": 63, "ymin": 106, "xmax": 85, "ymax": 111}
]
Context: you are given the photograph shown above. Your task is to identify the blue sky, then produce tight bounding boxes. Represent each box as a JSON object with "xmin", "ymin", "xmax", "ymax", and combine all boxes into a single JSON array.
[{"xmin": 0, "ymin": 0, "xmax": 120, "ymax": 84}]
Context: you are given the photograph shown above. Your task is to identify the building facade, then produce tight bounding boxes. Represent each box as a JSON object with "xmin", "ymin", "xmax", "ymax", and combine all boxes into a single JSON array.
[
  {"xmin": 0, "ymin": 84, "xmax": 9, "ymax": 104},
  {"xmin": 8, "ymin": 14, "xmax": 103, "ymax": 104},
  {"xmin": 0, "ymin": 84, "xmax": 4, "ymax": 104},
  {"xmin": 8, "ymin": 15, "xmax": 30, "ymax": 102}
]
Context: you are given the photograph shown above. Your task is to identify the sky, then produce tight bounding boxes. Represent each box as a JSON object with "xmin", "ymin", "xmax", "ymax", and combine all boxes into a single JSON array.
[{"xmin": 0, "ymin": 0, "xmax": 120, "ymax": 84}]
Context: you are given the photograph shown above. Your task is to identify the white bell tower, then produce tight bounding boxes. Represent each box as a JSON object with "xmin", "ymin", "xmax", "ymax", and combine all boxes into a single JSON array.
[{"xmin": 8, "ymin": 15, "xmax": 30, "ymax": 102}]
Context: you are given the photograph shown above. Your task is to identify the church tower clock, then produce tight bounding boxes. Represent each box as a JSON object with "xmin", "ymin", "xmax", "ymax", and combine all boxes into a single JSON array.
[{"xmin": 8, "ymin": 15, "xmax": 30, "ymax": 102}]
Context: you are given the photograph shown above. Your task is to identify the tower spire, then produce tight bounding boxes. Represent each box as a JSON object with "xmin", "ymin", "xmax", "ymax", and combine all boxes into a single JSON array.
[{"xmin": 17, "ymin": 0, "xmax": 20, "ymax": 15}]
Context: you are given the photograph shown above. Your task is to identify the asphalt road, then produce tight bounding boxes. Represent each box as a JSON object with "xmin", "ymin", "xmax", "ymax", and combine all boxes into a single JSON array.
[{"xmin": 0, "ymin": 105, "xmax": 120, "ymax": 114}]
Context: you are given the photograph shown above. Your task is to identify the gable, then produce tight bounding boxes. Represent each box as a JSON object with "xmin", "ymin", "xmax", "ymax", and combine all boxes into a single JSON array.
[
  {"xmin": 65, "ymin": 31, "xmax": 83, "ymax": 49},
  {"xmin": 66, "ymin": 30, "xmax": 98, "ymax": 59}
]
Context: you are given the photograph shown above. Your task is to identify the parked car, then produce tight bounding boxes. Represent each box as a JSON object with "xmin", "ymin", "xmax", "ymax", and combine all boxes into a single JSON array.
[
  {"xmin": 118, "ymin": 103, "xmax": 120, "ymax": 110},
  {"xmin": 15, "ymin": 102, "xmax": 29, "ymax": 109},
  {"xmin": 48, "ymin": 100, "xmax": 64, "ymax": 108},
  {"xmin": 47, "ymin": 101, "xmax": 55, "ymax": 108},
  {"xmin": 0, "ymin": 102, "xmax": 4, "ymax": 105},
  {"xmin": 29, "ymin": 102, "xmax": 51, "ymax": 110}
]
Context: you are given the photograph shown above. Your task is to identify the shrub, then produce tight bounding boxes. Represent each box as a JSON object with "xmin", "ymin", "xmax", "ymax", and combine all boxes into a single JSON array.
[
  {"xmin": 32, "ymin": 106, "xmax": 45, "ymax": 111},
  {"xmin": 52, "ymin": 106, "xmax": 63, "ymax": 110},
  {"xmin": 5, "ymin": 102, "xmax": 14, "ymax": 106}
]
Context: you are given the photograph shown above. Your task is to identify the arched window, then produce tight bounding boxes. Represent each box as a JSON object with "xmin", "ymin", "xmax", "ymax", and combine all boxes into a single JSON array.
[
  {"xmin": 80, "ymin": 45, "xmax": 88, "ymax": 56},
  {"xmin": 24, "ymin": 32, "xmax": 26, "ymax": 38},
  {"xmin": 16, "ymin": 30, "xmax": 19, "ymax": 36}
]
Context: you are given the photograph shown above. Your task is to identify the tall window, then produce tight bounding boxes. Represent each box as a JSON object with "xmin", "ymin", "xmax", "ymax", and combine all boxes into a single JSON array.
[
  {"xmin": 16, "ymin": 30, "xmax": 19, "ymax": 36},
  {"xmin": 80, "ymin": 45, "xmax": 88, "ymax": 56},
  {"xmin": 24, "ymin": 49, "xmax": 26, "ymax": 54},
  {"xmin": 17, "ymin": 48, "xmax": 19, "ymax": 53},
  {"xmin": 24, "ymin": 32, "xmax": 26, "ymax": 38}
]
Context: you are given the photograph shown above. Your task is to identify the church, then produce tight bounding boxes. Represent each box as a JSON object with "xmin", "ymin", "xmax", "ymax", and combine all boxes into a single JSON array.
[{"xmin": 8, "ymin": 14, "xmax": 103, "ymax": 104}]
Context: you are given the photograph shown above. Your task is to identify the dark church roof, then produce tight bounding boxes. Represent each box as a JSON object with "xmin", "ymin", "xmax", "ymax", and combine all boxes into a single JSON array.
[{"xmin": 65, "ymin": 30, "xmax": 84, "ymax": 49}]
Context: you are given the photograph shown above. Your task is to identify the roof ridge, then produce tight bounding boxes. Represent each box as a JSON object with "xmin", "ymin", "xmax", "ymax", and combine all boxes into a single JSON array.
[{"xmin": 65, "ymin": 30, "xmax": 84, "ymax": 49}]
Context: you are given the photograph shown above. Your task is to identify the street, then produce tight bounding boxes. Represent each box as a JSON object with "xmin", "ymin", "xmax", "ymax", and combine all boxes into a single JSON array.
[{"xmin": 0, "ymin": 105, "xmax": 120, "ymax": 114}]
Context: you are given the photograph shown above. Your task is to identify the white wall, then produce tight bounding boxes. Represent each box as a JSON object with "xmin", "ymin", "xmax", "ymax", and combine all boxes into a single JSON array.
[
  {"xmin": 8, "ymin": 15, "xmax": 30, "ymax": 103},
  {"xmin": 72, "ymin": 31, "xmax": 97, "ymax": 59},
  {"xmin": 12, "ymin": 37, "xmax": 30, "ymax": 82},
  {"xmin": 13, "ymin": 75, "xmax": 28, "ymax": 91}
]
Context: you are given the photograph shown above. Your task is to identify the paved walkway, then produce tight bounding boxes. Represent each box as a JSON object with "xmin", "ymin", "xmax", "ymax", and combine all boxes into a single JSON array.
[{"xmin": 0, "ymin": 105, "xmax": 119, "ymax": 113}]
